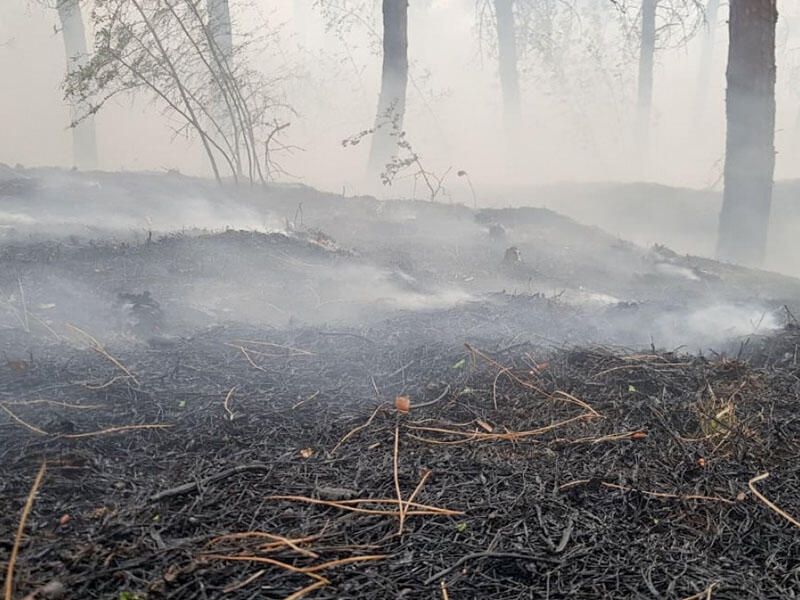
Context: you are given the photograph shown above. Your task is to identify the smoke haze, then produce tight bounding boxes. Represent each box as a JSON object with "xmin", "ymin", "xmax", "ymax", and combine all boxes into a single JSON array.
[{"xmin": 4, "ymin": 1, "xmax": 800, "ymax": 192}]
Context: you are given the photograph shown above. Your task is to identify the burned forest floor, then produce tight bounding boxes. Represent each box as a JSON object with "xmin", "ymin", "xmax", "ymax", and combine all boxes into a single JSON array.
[{"xmin": 1, "ymin": 167, "xmax": 799, "ymax": 599}]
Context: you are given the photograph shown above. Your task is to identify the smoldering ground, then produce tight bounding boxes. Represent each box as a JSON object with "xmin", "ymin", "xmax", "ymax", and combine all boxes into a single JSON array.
[{"xmin": 0, "ymin": 167, "xmax": 790, "ymax": 357}]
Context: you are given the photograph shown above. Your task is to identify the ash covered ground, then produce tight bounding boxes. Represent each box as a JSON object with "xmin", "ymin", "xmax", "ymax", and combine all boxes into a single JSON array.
[{"xmin": 1, "ymin": 168, "xmax": 798, "ymax": 599}]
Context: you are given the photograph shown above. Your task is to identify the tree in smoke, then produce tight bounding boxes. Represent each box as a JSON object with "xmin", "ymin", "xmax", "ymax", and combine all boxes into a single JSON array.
[
  {"xmin": 207, "ymin": 0, "xmax": 232, "ymax": 64},
  {"xmin": 65, "ymin": 0, "xmax": 290, "ymax": 184},
  {"xmin": 716, "ymin": 0, "xmax": 777, "ymax": 266},
  {"xmin": 692, "ymin": 0, "xmax": 720, "ymax": 127},
  {"xmin": 55, "ymin": 0, "xmax": 98, "ymax": 169},
  {"xmin": 636, "ymin": 0, "xmax": 656, "ymax": 155},
  {"xmin": 493, "ymin": 0, "xmax": 521, "ymax": 136},
  {"xmin": 366, "ymin": 0, "xmax": 409, "ymax": 181},
  {"xmin": 624, "ymin": 0, "xmax": 705, "ymax": 164}
]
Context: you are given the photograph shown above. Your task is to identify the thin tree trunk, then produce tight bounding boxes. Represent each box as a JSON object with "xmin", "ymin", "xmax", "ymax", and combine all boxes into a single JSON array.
[
  {"xmin": 207, "ymin": 0, "xmax": 233, "ymax": 65},
  {"xmin": 636, "ymin": 0, "xmax": 656, "ymax": 165},
  {"xmin": 692, "ymin": 0, "xmax": 720, "ymax": 128},
  {"xmin": 367, "ymin": 0, "xmax": 409, "ymax": 181},
  {"xmin": 56, "ymin": 0, "xmax": 97, "ymax": 170},
  {"xmin": 494, "ymin": 0, "xmax": 521, "ymax": 137},
  {"xmin": 716, "ymin": 0, "xmax": 777, "ymax": 266},
  {"xmin": 206, "ymin": 0, "xmax": 240, "ymax": 176}
]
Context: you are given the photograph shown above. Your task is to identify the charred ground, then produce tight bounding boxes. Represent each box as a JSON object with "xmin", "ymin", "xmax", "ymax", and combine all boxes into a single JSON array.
[{"xmin": 1, "ymin": 169, "xmax": 799, "ymax": 599}]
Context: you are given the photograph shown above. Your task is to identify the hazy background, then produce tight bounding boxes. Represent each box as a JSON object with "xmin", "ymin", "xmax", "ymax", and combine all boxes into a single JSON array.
[{"xmin": 2, "ymin": 1, "xmax": 800, "ymax": 197}]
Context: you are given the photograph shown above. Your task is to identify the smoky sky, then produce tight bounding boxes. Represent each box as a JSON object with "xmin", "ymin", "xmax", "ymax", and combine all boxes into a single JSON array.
[{"xmin": 3, "ymin": 1, "xmax": 800, "ymax": 196}]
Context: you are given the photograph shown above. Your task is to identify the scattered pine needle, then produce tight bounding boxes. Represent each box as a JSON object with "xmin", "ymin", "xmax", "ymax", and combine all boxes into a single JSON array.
[
  {"xmin": 231, "ymin": 339, "xmax": 314, "ymax": 356},
  {"xmin": 223, "ymin": 386, "xmax": 236, "ymax": 420},
  {"xmin": 5, "ymin": 461, "xmax": 46, "ymax": 600},
  {"xmin": 237, "ymin": 345, "xmax": 268, "ymax": 372},
  {"xmin": 0, "ymin": 404, "xmax": 49, "ymax": 436},
  {"xmin": 266, "ymin": 494, "xmax": 463, "ymax": 516},
  {"xmin": 222, "ymin": 569, "xmax": 267, "ymax": 593},
  {"xmin": 66, "ymin": 323, "xmax": 139, "ymax": 386},
  {"xmin": 406, "ymin": 413, "xmax": 596, "ymax": 445},
  {"xmin": 1, "ymin": 399, "xmax": 102, "ymax": 409},
  {"xmin": 393, "ymin": 426, "xmax": 405, "ymax": 535},
  {"xmin": 559, "ymin": 479, "xmax": 734, "ymax": 504},
  {"xmin": 465, "ymin": 343, "xmax": 601, "ymax": 417},
  {"xmin": 204, "ymin": 553, "xmax": 385, "ymax": 600},
  {"xmin": 62, "ymin": 423, "xmax": 173, "ymax": 439},
  {"xmin": 206, "ymin": 531, "xmax": 320, "ymax": 558},
  {"xmin": 330, "ymin": 404, "xmax": 384, "ymax": 454},
  {"xmin": 440, "ymin": 580, "xmax": 450, "ymax": 600},
  {"xmin": 680, "ymin": 581, "xmax": 719, "ymax": 600},
  {"xmin": 0, "ymin": 402, "xmax": 172, "ymax": 438},
  {"xmin": 748, "ymin": 472, "xmax": 800, "ymax": 529}
]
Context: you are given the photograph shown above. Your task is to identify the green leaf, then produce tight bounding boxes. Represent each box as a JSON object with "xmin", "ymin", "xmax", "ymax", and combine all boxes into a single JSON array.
[
  {"xmin": 455, "ymin": 522, "xmax": 467, "ymax": 533},
  {"xmin": 628, "ymin": 385, "xmax": 637, "ymax": 393},
  {"xmin": 178, "ymin": 400, "xmax": 186, "ymax": 408},
  {"xmin": 452, "ymin": 359, "xmax": 466, "ymax": 369}
]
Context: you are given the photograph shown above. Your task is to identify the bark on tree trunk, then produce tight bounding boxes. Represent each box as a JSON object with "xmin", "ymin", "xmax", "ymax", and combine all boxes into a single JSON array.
[
  {"xmin": 636, "ymin": 0, "xmax": 656, "ymax": 166},
  {"xmin": 367, "ymin": 0, "xmax": 409, "ymax": 180},
  {"xmin": 692, "ymin": 0, "xmax": 721, "ymax": 127},
  {"xmin": 56, "ymin": 0, "xmax": 97, "ymax": 170},
  {"xmin": 494, "ymin": 0, "xmax": 521, "ymax": 136},
  {"xmin": 716, "ymin": 0, "xmax": 777, "ymax": 266}
]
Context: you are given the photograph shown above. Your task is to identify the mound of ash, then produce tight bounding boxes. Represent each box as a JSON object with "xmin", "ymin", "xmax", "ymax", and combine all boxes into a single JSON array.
[{"xmin": 1, "ymin": 322, "xmax": 798, "ymax": 599}]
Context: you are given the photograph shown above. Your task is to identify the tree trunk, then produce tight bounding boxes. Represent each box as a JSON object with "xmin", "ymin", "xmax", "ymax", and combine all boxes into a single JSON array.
[
  {"xmin": 635, "ymin": 0, "xmax": 656, "ymax": 165},
  {"xmin": 716, "ymin": 0, "xmax": 777, "ymax": 266},
  {"xmin": 207, "ymin": 0, "xmax": 233, "ymax": 65},
  {"xmin": 494, "ymin": 0, "xmax": 521, "ymax": 137},
  {"xmin": 367, "ymin": 0, "xmax": 409, "ymax": 180},
  {"xmin": 56, "ymin": 0, "xmax": 97, "ymax": 170},
  {"xmin": 692, "ymin": 0, "xmax": 721, "ymax": 128}
]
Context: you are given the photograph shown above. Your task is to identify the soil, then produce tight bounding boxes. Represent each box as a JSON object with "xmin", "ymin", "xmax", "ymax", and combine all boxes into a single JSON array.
[{"xmin": 1, "ymin": 167, "xmax": 799, "ymax": 599}]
